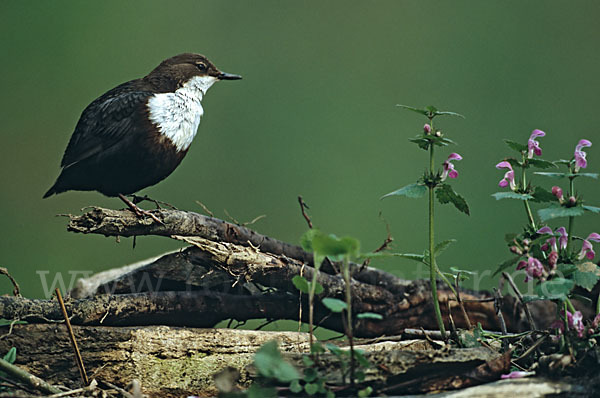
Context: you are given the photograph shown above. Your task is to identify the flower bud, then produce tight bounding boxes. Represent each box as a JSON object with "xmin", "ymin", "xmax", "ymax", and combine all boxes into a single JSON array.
[
  {"xmin": 522, "ymin": 239, "xmax": 531, "ymax": 247},
  {"xmin": 510, "ymin": 246, "xmax": 523, "ymax": 255},
  {"xmin": 423, "ymin": 124, "xmax": 431, "ymax": 134},
  {"xmin": 548, "ymin": 251, "xmax": 558, "ymax": 269},
  {"xmin": 551, "ymin": 186, "xmax": 564, "ymax": 202},
  {"xmin": 435, "ymin": 130, "xmax": 442, "ymax": 137},
  {"xmin": 568, "ymin": 196, "xmax": 577, "ymax": 206}
]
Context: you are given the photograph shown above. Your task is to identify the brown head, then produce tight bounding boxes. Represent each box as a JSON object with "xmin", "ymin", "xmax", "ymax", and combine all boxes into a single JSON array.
[{"xmin": 144, "ymin": 53, "xmax": 241, "ymax": 91}]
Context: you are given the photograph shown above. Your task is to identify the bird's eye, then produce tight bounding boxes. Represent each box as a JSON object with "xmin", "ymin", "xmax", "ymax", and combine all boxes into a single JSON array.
[{"xmin": 196, "ymin": 63, "xmax": 207, "ymax": 72}]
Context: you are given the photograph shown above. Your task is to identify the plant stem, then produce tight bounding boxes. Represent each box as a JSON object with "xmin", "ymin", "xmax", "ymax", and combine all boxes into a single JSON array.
[
  {"xmin": 566, "ymin": 176, "xmax": 575, "ymax": 253},
  {"xmin": 342, "ymin": 256, "xmax": 355, "ymax": 385},
  {"xmin": 428, "ymin": 135, "xmax": 446, "ymax": 336},
  {"xmin": 521, "ymin": 158, "xmax": 536, "ymax": 230}
]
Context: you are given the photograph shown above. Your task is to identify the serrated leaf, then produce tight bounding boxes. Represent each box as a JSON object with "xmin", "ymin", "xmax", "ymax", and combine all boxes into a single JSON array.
[
  {"xmin": 528, "ymin": 159, "xmax": 557, "ymax": 169},
  {"xmin": 436, "ymin": 184, "xmax": 470, "ymax": 215},
  {"xmin": 534, "ymin": 172, "xmax": 568, "ymax": 179},
  {"xmin": 583, "ymin": 205, "xmax": 600, "ymax": 213},
  {"xmin": 409, "ymin": 136, "xmax": 431, "ymax": 150},
  {"xmin": 492, "ymin": 191, "xmax": 534, "ymax": 201},
  {"xmin": 538, "ymin": 204, "xmax": 585, "ymax": 221},
  {"xmin": 441, "ymin": 137, "xmax": 457, "ymax": 145},
  {"xmin": 321, "ymin": 298, "xmax": 347, "ymax": 313},
  {"xmin": 506, "ymin": 158, "xmax": 522, "ymax": 169},
  {"xmin": 493, "ymin": 256, "xmax": 522, "ymax": 276},
  {"xmin": 434, "ymin": 239, "xmax": 457, "ymax": 257},
  {"xmin": 573, "ymin": 270, "xmax": 600, "ymax": 291},
  {"xmin": 531, "ymin": 186, "xmax": 558, "ymax": 203},
  {"xmin": 381, "ymin": 183, "xmax": 427, "ymax": 200},
  {"xmin": 397, "ymin": 104, "xmax": 429, "ymax": 116},
  {"xmin": 434, "ymin": 110, "xmax": 465, "ymax": 118},
  {"xmin": 504, "ymin": 139, "xmax": 527, "ymax": 153},
  {"xmin": 356, "ymin": 312, "xmax": 383, "ymax": 320},
  {"xmin": 449, "ymin": 267, "xmax": 476, "ymax": 276},
  {"xmin": 535, "ymin": 278, "xmax": 575, "ymax": 300},
  {"xmin": 390, "ymin": 253, "xmax": 426, "ymax": 263},
  {"xmin": 557, "ymin": 263, "xmax": 578, "ymax": 277},
  {"xmin": 576, "ymin": 172, "xmax": 599, "ymax": 179},
  {"xmin": 555, "ymin": 159, "xmax": 573, "ymax": 166}
]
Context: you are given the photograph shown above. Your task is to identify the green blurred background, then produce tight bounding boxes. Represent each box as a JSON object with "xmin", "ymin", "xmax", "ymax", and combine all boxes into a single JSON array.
[{"xmin": 1, "ymin": 1, "xmax": 599, "ymax": 299}]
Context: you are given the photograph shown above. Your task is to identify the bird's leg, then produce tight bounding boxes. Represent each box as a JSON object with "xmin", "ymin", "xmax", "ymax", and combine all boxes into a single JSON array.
[
  {"xmin": 130, "ymin": 194, "xmax": 178, "ymax": 210},
  {"xmin": 118, "ymin": 193, "xmax": 164, "ymax": 224}
]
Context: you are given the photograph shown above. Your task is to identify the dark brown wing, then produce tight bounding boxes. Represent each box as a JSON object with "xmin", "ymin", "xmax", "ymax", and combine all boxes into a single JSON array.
[{"xmin": 60, "ymin": 80, "xmax": 154, "ymax": 168}]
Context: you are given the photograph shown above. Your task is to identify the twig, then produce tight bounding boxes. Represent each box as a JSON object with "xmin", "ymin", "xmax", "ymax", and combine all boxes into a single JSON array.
[
  {"xmin": 297, "ymin": 196, "xmax": 313, "ymax": 229},
  {"xmin": 195, "ymin": 200, "xmax": 214, "ymax": 217},
  {"xmin": 454, "ymin": 272, "xmax": 472, "ymax": 329},
  {"xmin": 97, "ymin": 380, "xmax": 135, "ymax": 398},
  {"xmin": 55, "ymin": 288, "xmax": 89, "ymax": 386},
  {"xmin": 0, "ymin": 267, "xmax": 20, "ymax": 297},
  {"xmin": 47, "ymin": 379, "xmax": 98, "ymax": 397},
  {"xmin": 0, "ymin": 358, "xmax": 61, "ymax": 394},
  {"xmin": 502, "ymin": 271, "xmax": 537, "ymax": 331},
  {"xmin": 493, "ymin": 288, "xmax": 509, "ymax": 351}
]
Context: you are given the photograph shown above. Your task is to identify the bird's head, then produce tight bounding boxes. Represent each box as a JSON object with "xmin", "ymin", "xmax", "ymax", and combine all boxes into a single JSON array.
[{"xmin": 145, "ymin": 53, "xmax": 241, "ymax": 93}]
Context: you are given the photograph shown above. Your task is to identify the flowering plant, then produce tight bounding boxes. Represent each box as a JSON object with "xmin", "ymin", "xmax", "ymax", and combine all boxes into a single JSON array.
[{"xmin": 493, "ymin": 130, "xmax": 600, "ymax": 345}]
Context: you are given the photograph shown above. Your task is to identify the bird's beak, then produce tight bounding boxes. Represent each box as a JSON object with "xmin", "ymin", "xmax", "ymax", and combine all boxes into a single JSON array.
[{"xmin": 217, "ymin": 71, "xmax": 242, "ymax": 80}]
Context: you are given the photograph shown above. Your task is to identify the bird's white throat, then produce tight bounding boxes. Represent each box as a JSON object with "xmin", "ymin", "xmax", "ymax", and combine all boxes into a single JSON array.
[{"xmin": 147, "ymin": 75, "xmax": 218, "ymax": 151}]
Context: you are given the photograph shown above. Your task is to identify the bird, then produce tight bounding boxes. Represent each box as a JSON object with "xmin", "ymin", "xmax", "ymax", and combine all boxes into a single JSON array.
[{"xmin": 43, "ymin": 53, "xmax": 241, "ymax": 222}]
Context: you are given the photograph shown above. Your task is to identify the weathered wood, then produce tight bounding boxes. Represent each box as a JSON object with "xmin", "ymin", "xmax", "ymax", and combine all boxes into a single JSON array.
[{"xmin": 0, "ymin": 324, "xmax": 510, "ymax": 397}]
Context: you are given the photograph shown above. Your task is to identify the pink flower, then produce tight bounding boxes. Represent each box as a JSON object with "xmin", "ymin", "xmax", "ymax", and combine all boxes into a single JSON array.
[
  {"xmin": 574, "ymin": 139, "xmax": 592, "ymax": 172},
  {"xmin": 548, "ymin": 251, "xmax": 558, "ymax": 269},
  {"xmin": 518, "ymin": 256, "xmax": 544, "ymax": 282},
  {"xmin": 496, "ymin": 161, "xmax": 516, "ymax": 190},
  {"xmin": 527, "ymin": 129, "xmax": 545, "ymax": 159},
  {"xmin": 441, "ymin": 153, "xmax": 462, "ymax": 181},
  {"xmin": 578, "ymin": 233, "xmax": 600, "ymax": 260},
  {"xmin": 592, "ymin": 313, "xmax": 600, "ymax": 329},
  {"xmin": 424, "ymin": 124, "xmax": 431, "ymax": 134},
  {"xmin": 551, "ymin": 186, "xmax": 564, "ymax": 202},
  {"xmin": 567, "ymin": 311, "xmax": 585, "ymax": 338},
  {"xmin": 537, "ymin": 226, "xmax": 567, "ymax": 252}
]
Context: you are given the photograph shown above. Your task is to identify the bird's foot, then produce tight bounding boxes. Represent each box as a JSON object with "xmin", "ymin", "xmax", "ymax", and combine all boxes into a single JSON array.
[
  {"xmin": 130, "ymin": 194, "xmax": 178, "ymax": 210},
  {"xmin": 118, "ymin": 194, "xmax": 165, "ymax": 225}
]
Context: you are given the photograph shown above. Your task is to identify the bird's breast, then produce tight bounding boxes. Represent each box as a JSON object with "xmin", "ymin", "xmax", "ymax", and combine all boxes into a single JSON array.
[{"xmin": 146, "ymin": 87, "xmax": 204, "ymax": 152}]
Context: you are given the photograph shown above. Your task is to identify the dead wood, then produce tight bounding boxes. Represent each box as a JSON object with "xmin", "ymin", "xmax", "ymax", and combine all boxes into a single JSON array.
[{"xmin": 0, "ymin": 324, "xmax": 510, "ymax": 397}]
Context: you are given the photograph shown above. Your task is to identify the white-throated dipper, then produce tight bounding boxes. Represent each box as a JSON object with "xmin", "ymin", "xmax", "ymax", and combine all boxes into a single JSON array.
[{"xmin": 44, "ymin": 53, "xmax": 241, "ymax": 221}]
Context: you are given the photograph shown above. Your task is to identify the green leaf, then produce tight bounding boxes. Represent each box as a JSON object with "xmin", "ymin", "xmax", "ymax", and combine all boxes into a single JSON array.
[
  {"xmin": 576, "ymin": 172, "xmax": 599, "ymax": 179},
  {"xmin": 302, "ymin": 354, "xmax": 314, "ymax": 368},
  {"xmin": 396, "ymin": 104, "xmax": 429, "ymax": 116},
  {"xmin": 528, "ymin": 159, "xmax": 557, "ymax": 169},
  {"xmin": 247, "ymin": 384, "xmax": 277, "ymax": 398},
  {"xmin": 538, "ymin": 204, "xmax": 584, "ymax": 222},
  {"xmin": 309, "ymin": 231, "xmax": 360, "ymax": 260},
  {"xmin": 303, "ymin": 367, "xmax": 318, "ymax": 383},
  {"xmin": 389, "ymin": 253, "xmax": 426, "ymax": 263},
  {"xmin": 381, "ymin": 183, "xmax": 427, "ymax": 200},
  {"xmin": 449, "ymin": 267, "xmax": 476, "ymax": 278},
  {"xmin": 504, "ymin": 139, "xmax": 527, "ymax": 153},
  {"xmin": 573, "ymin": 270, "xmax": 600, "ymax": 291},
  {"xmin": 534, "ymin": 172, "xmax": 568, "ymax": 179},
  {"xmin": 557, "ymin": 263, "xmax": 578, "ymax": 277},
  {"xmin": 358, "ymin": 386, "xmax": 373, "ymax": 397},
  {"xmin": 583, "ymin": 205, "xmax": 600, "ymax": 213},
  {"xmin": 409, "ymin": 136, "xmax": 431, "ymax": 150},
  {"xmin": 310, "ymin": 342, "xmax": 325, "ymax": 354},
  {"xmin": 493, "ymin": 256, "xmax": 522, "ymax": 276},
  {"xmin": 2, "ymin": 348, "xmax": 16, "ymax": 364},
  {"xmin": 290, "ymin": 379, "xmax": 303, "ymax": 394},
  {"xmin": 505, "ymin": 158, "xmax": 522, "ymax": 169},
  {"xmin": 300, "ymin": 229, "xmax": 319, "ymax": 252},
  {"xmin": 436, "ymin": 184, "xmax": 470, "ymax": 215},
  {"xmin": 434, "ymin": 110, "xmax": 465, "ymax": 118},
  {"xmin": 434, "ymin": 239, "xmax": 457, "ymax": 257},
  {"xmin": 356, "ymin": 312, "xmax": 383, "ymax": 320},
  {"xmin": 353, "ymin": 349, "xmax": 370, "ymax": 368},
  {"xmin": 531, "ymin": 186, "xmax": 557, "ymax": 203},
  {"xmin": 325, "ymin": 343, "xmax": 344, "ymax": 357},
  {"xmin": 292, "ymin": 275, "xmax": 310, "ymax": 294},
  {"xmin": 535, "ymin": 278, "xmax": 575, "ymax": 300},
  {"xmin": 326, "ymin": 390, "xmax": 336, "ymax": 398},
  {"xmin": 441, "ymin": 137, "xmax": 457, "ymax": 145},
  {"xmin": 253, "ymin": 340, "xmax": 299, "ymax": 382},
  {"xmin": 355, "ymin": 371, "xmax": 366, "ymax": 383},
  {"xmin": 321, "ymin": 298, "xmax": 347, "ymax": 313},
  {"xmin": 491, "ymin": 191, "xmax": 534, "ymax": 201},
  {"xmin": 304, "ymin": 383, "xmax": 319, "ymax": 395}
]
